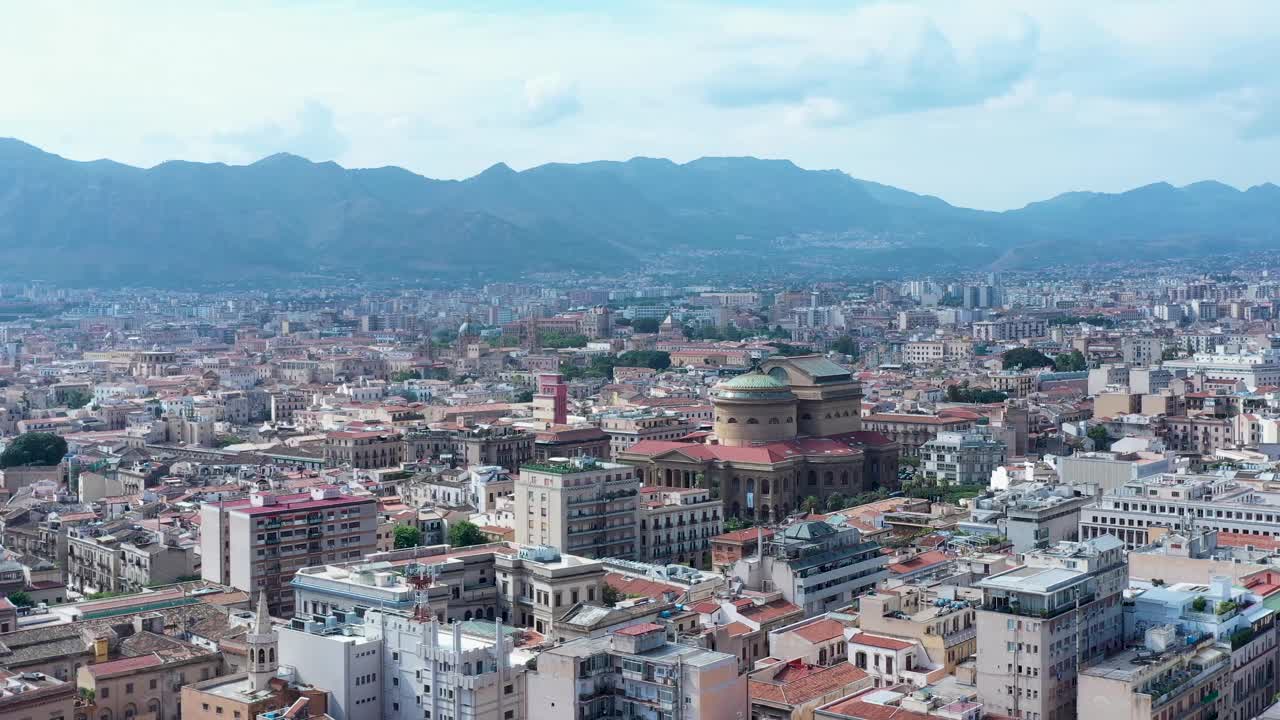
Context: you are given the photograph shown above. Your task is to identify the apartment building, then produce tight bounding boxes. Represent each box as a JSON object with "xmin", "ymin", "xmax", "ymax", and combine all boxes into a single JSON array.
[
  {"xmin": 975, "ymin": 536, "xmax": 1127, "ymax": 720},
  {"xmin": 988, "ymin": 369, "xmax": 1037, "ymax": 398},
  {"xmin": 903, "ymin": 340, "xmax": 973, "ymax": 365},
  {"xmin": 66, "ymin": 526, "xmax": 198, "ymax": 594},
  {"xmin": 1078, "ymin": 474, "xmax": 1280, "ymax": 549},
  {"xmin": 857, "ymin": 586, "xmax": 978, "ymax": 671},
  {"xmin": 599, "ymin": 412, "xmax": 694, "ymax": 459},
  {"xmin": 201, "ymin": 488, "xmax": 378, "ymax": 616},
  {"xmin": 860, "ymin": 413, "xmax": 975, "ymax": 457},
  {"xmin": 293, "ymin": 544, "xmax": 606, "ymax": 638},
  {"xmin": 732, "ymin": 519, "xmax": 888, "ymax": 616},
  {"xmin": 972, "ymin": 318, "xmax": 1048, "ymax": 342},
  {"xmin": 77, "ymin": 641, "xmax": 224, "ymax": 720},
  {"xmin": 920, "ymin": 431, "xmax": 1007, "ymax": 486},
  {"xmin": 323, "ymin": 430, "xmax": 404, "ymax": 469},
  {"xmin": 516, "ymin": 458, "xmax": 639, "ymax": 560},
  {"xmin": 527, "ymin": 623, "xmax": 746, "ymax": 720},
  {"xmin": 1078, "ymin": 631, "xmax": 1230, "ymax": 720},
  {"xmin": 1126, "ymin": 576, "xmax": 1278, "ymax": 720},
  {"xmin": 1163, "ymin": 347, "xmax": 1280, "ymax": 390},
  {"xmin": 637, "ymin": 486, "xmax": 722, "ymax": 569},
  {"xmin": 0, "ymin": 669, "xmax": 76, "ymax": 720},
  {"xmin": 1165, "ymin": 415, "xmax": 1235, "ymax": 454}
]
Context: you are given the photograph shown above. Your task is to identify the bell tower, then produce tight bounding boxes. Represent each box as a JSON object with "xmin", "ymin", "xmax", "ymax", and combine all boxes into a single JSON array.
[{"xmin": 246, "ymin": 590, "xmax": 278, "ymax": 691}]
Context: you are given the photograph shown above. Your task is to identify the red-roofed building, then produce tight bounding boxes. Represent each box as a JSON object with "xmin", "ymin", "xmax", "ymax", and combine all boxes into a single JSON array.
[
  {"xmin": 200, "ymin": 487, "xmax": 377, "ymax": 615},
  {"xmin": 769, "ymin": 616, "xmax": 851, "ymax": 667},
  {"xmin": 615, "ymin": 355, "xmax": 899, "ymax": 524},
  {"xmin": 886, "ymin": 550, "xmax": 952, "ymax": 581},
  {"xmin": 749, "ymin": 660, "xmax": 872, "ymax": 720},
  {"xmin": 711, "ymin": 527, "xmax": 776, "ymax": 572}
]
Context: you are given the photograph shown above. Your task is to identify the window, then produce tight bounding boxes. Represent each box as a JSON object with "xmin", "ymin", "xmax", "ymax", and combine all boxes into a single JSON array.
[{"xmin": 101, "ymin": 689, "xmax": 110, "ymax": 699}]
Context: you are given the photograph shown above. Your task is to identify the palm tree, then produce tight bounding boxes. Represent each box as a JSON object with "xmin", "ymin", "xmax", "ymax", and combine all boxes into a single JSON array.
[{"xmin": 802, "ymin": 496, "xmax": 821, "ymax": 514}]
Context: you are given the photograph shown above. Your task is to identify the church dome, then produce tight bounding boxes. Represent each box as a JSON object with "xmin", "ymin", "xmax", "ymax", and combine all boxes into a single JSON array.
[{"xmin": 714, "ymin": 371, "xmax": 794, "ymax": 400}]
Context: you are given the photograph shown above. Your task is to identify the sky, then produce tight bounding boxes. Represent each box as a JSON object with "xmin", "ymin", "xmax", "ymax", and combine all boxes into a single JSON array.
[{"xmin": 4, "ymin": 0, "xmax": 1280, "ymax": 210}]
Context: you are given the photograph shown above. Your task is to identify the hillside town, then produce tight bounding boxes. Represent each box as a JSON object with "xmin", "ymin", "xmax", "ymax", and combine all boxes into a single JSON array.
[{"xmin": 5, "ymin": 271, "xmax": 1280, "ymax": 720}]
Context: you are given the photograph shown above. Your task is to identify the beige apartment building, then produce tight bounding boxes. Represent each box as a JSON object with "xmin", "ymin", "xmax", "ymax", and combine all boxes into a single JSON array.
[
  {"xmin": 67, "ymin": 528, "xmax": 198, "ymax": 595},
  {"xmin": 975, "ymin": 536, "xmax": 1128, "ymax": 720},
  {"xmin": 0, "ymin": 668, "xmax": 76, "ymax": 720},
  {"xmin": 516, "ymin": 458, "xmax": 639, "ymax": 559},
  {"xmin": 200, "ymin": 488, "xmax": 378, "ymax": 616},
  {"xmin": 1078, "ymin": 635, "xmax": 1230, "ymax": 720},
  {"xmin": 861, "ymin": 413, "xmax": 975, "ymax": 456},
  {"xmin": 858, "ymin": 585, "xmax": 977, "ymax": 671},
  {"xmin": 903, "ymin": 340, "xmax": 973, "ymax": 366},
  {"xmin": 600, "ymin": 412, "xmax": 694, "ymax": 458},
  {"xmin": 527, "ymin": 623, "xmax": 746, "ymax": 720},
  {"xmin": 76, "ymin": 646, "xmax": 223, "ymax": 720},
  {"xmin": 322, "ymin": 429, "xmax": 404, "ymax": 469},
  {"xmin": 636, "ymin": 486, "xmax": 722, "ymax": 568}
]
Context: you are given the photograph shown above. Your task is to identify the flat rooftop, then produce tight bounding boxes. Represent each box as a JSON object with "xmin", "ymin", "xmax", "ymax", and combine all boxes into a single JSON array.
[{"xmin": 978, "ymin": 565, "xmax": 1085, "ymax": 594}]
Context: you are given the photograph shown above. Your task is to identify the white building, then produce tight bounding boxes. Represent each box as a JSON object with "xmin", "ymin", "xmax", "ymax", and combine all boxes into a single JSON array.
[{"xmin": 1163, "ymin": 346, "xmax": 1280, "ymax": 390}]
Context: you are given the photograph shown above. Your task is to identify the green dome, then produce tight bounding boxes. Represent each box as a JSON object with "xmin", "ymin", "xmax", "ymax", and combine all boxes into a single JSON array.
[{"xmin": 720, "ymin": 371, "xmax": 788, "ymax": 391}]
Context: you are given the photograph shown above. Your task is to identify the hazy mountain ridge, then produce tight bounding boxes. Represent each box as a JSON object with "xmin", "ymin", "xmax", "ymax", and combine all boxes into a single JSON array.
[{"xmin": 0, "ymin": 138, "xmax": 1275, "ymax": 284}]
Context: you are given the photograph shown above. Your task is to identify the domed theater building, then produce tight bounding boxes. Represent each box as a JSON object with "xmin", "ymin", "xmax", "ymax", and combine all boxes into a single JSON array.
[{"xmin": 616, "ymin": 355, "xmax": 899, "ymax": 522}]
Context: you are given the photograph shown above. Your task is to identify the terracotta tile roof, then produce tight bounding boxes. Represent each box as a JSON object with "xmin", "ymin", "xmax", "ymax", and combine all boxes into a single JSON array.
[
  {"xmin": 615, "ymin": 622, "xmax": 664, "ymax": 636},
  {"xmin": 724, "ymin": 621, "xmax": 754, "ymax": 637},
  {"xmin": 1217, "ymin": 532, "xmax": 1280, "ymax": 552},
  {"xmin": 605, "ymin": 573, "xmax": 682, "ymax": 602},
  {"xmin": 712, "ymin": 527, "xmax": 776, "ymax": 544},
  {"xmin": 887, "ymin": 550, "xmax": 950, "ymax": 575},
  {"xmin": 849, "ymin": 633, "xmax": 913, "ymax": 651},
  {"xmin": 822, "ymin": 689, "xmax": 932, "ymax": 720},
  {"xmin": 749, "ymin": 660, "xmax": 870, "ymax": 707},
  {"xmin": 791, "ymin": 618, "xmax": 846, "ymax": 644},
  {"xmin": 86, "ymin": 653, "xmax": 164, "ymax": 678},
  {"xmin": 690, "ymin": 600, "xmax": 721, "ymax": 615},
  {"xmin": 737, "ymin": 598, "xmax": 803, "ymax": 625}
]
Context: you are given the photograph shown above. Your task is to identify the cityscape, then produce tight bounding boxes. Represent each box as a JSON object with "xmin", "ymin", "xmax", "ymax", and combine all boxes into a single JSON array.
[{"xmin": 5, "ymin": 3, "xmax": 1280, "ymax": 720}]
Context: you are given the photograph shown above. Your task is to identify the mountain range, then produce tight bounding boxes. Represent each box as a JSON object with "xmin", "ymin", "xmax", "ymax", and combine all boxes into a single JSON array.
[{"xmin": 1, "ymin": 137, "xmax": 1277, "ymax": 285}]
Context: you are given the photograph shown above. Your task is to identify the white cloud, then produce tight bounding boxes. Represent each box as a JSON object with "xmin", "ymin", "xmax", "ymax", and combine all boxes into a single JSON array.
[
  {"xmin": 522, "ymin": 73, "xmax": 582, "ymax": 126},
  {"xmin": 0, "ymin": 1, "xmax": 1278, "ymax": 209}
]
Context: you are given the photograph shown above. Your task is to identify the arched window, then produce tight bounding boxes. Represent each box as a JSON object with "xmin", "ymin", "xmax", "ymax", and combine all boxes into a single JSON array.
[
  {"xmin": 727, "ymin": 417, "xmax": 738, "ymax": 424},
  {"xmin": 768, "ymin": 418, "xmax": 779, "ymax": 424},
  {"xmin": 785, "ymin": 417, "xmax": 793, "ymax": 423},
  {"xmin": 258, "ymin": 648, "xmax": 266, "ymax": 664},
  {"xmin": 269, "ymin": 647, "xmax": 275, "ymax": 663}
]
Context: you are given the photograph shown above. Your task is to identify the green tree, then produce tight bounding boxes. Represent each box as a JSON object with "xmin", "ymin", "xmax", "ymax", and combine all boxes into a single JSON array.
[
  {"xmin": 616, "ymin": 350, "xmax": 671, "ymax": 371},
  {"xmin": 447, "ymin": 520, "xmax": 487, "ymax": 548},
  {"xmin": 801, "ymin": 495, "xmax": 822, "ymax": 514},
  {"xmin": 514, "ymin": 389, "xmax": 534, "ymax": 403},
  {"xmin": 215, "ymin": 435, "xmax": 245, "ymax": 448},
  {"xmin": 540, "ymin": 332, "xmax": 588, "ymax": 349},
  {"xmin": 0, "ymin": 432, "xmax": 68, "ymax": 468},
  {"xmin": 1053, "ymin": 350, "xmax": 1087, "ymax": 372},
  {"xmin": 1087, "ymin": 424, "xmax": 1111, "ymax": 451},
  {"xmin": 632, "ymin": 318, "xmax": 661, "ymax": 333},
  {"xmin": 63, "ymin": 389, "xmax": 92, "ymax": 409},
  {"xmin": 391, "ymin": 370, "xmax": 420, "ymax": 382},
  {"xmin": 6, "ymin": 591, "xmax": 32, "ymax": 607},
  {"xmin": 394, "ymin": 524, "xmax": 423, "ymax": 549},
  {"xmin": 601, "ymin": 583, "xmax": 624, "ymax": 605},
  {"xmin": 1002, "ymin": 348, "xmax": 1055, "ymax": 370},
  {"xmin": 825, "ymin": 493, "xmax": 848, "ymax": 512},
  {"xmin": 831, "ymin": 336, "xmax": 859, "ymax": 357}
]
